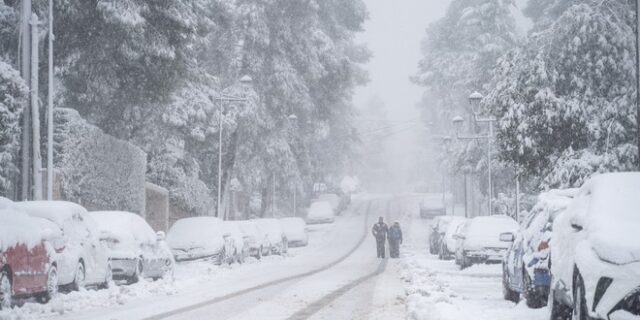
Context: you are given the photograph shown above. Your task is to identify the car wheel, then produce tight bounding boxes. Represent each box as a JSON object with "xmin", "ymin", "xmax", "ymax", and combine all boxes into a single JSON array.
[
  {"xmin": 502, "ymin": 269, "xmax": 520, "ymax": 303},
  {"xmin": 438, "ymin": 243, "xmax": 446, "ymax": 260},
  {"xmin": 98, "ymin": 263, "xmax": 112, "ymax": 289},
  {"xmin": 572, "ymin": 273, "xmax": 593, "ymax": 320},
  {"xmin": 460, "ymin": 255, "xmax": 470, "ymax": 270},
  {"xmin": 39, "ymin": 265, "xmax": 58, "ymax": 303},
  {"xmin": 0, "ymin": 270, "xmax": 11, "ymax": 310},
  {"xmin": 128, "ymin": 260, "xmax": 142, "ymax": 285},
  {"xmin": 523, "ymin": 272, "xmax": 545, "ymax": 308},
  {"xmin": 549, "ymin": 286, "xmax": 572, "ymax": 320},
  {"xmin": 71, "ymin": 262, "xmax": 86, "ymax": 291}
]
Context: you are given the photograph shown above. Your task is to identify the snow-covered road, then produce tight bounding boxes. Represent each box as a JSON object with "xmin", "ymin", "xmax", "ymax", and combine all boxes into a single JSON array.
[{"xmin": 2, "ymin": 194, "xmax": 555, "ymax": 320}]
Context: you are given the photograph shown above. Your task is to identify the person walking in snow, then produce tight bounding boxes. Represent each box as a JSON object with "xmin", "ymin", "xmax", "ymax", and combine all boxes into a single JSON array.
[
  {"xmin": 372, "ymin": 217, "xmax": 389, "ymax": 258},
  {"xmin": 388, "ymin": 222, "xmax": 403, "ymax": 258}
]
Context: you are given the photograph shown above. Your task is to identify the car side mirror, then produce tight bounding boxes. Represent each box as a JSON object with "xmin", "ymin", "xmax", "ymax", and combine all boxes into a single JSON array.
[
  {"xmin": 499, "ymin": 232, "xmax": 515, "ymax": 242},
  {"xmin": 156, "ymin": 231, "xmax": 166, "ymax": 241}
]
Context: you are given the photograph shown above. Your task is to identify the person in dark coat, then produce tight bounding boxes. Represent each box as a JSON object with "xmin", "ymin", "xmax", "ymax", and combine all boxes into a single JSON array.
[
  {"xmin": 388, "ymin": 222, "xmax": 403, "ymax": 258},
  {"xmin": 372, "ymin": 217, "xmax": 388, "ymax": 258}
]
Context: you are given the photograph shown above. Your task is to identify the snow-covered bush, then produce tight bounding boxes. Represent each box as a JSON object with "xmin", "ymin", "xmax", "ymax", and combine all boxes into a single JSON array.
[
  {"xmin": 0, "ymin": 59, "xmax": 26, "ymax": 197},
  {"xmin": 54, "ymin": 108, "xmax": 146, "ymax": 213}
]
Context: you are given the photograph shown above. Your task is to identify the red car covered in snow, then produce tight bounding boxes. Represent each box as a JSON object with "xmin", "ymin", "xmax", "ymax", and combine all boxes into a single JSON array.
[{"xmin": 0, "ymin": 208, "xmax": 60, "ymax": 309}]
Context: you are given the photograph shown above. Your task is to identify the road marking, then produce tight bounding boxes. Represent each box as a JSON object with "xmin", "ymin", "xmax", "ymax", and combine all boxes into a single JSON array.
[{"xmin": 145, "ymin": 200, "xmax": 375, "ymax": 320}]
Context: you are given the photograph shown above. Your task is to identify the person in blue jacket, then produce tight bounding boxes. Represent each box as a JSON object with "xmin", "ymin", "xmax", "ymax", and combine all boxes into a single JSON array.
[{"xmin": 388, "ymin": 222, "xmax": 403, "ymax": 258}]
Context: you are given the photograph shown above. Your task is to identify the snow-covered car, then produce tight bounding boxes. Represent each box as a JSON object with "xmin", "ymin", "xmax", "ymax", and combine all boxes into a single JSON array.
[
  {"xmin": 91, "ymin": 211, "xmax": 174, "ymax": 283},
  {"xmin": 429, "ymin": 216, "xmax": 459, "ymax": 255},
  {"xmin": 317, "ymin": 193, "xmax": 343, "ymax": 215},
  {"xmin": 0, "ymin": 196, "xmax": 12, "ymax": 210},
  {"xmin": 419, "ymin": 194, "xmax": 446, "ymax": 219},
  {"xmin": 0, "ymin": 208, "xmax": 60, "ymax": 309},
  {"xmin": 453, "ymin": 215, "xmax": 518, "ymax": 269},
  {"xmin": 253, "ymin": 219, "xmax": 288, "ymax": 255},
  {"xmin": 13, "ymin": 201, "xmax": 112, "ymax": 290},
  {"xmin": 439, "ymin": 217, "xmax": 467, "ymax": 260},
  {"xmin": 167, "ymin": 217, "xmax": 237, "ymax": 264},
  {"xmin": 501, "ymin": 189, "xmax": 576, "ymax": 307},
  {"xmin": 230, "ymin": 220, "xmax": 269, "ymax": 259},
  {"xmin": 279, "ymin": 217, "xmax": 308, "ymax": 247},
  {"xmin": 549, "ymin": 173, "xmax": 640, "ymax": 320},
  {"xmin": 306, "ymin": 201, "xmax": 335, "ymax": 224}
]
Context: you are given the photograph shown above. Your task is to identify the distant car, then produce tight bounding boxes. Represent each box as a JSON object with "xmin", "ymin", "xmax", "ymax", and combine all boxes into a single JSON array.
[
  {"xmin": 439, "ymin": 217, "xmax": 467, "ymax": 260},
  {"xmin": 306, "ymin": 201, "xmax": 335, "ymax": 224},
  {"xmin": 91, "ymin": 211, "xmax": 174, "ymax": 284},
  {"xmin": 279, "ymin": 217, "xmax": 309, "ymax": 247},
  {"xmin": 454, "ymin": 215, "xmax": 518, "ymax": 269},
  {"xmin": 230, "ymin": 220, "xmax": 269, "ymax": 259},
  {"xmin": 549, "ymin": 173, "xmax": 640, "ymax": 320},
  {"xmin": 317, "ymin": 194, "xmax": 343, "ymax": 214},
  {"xmin": 253, "ymin": 219, "xmax": 288, "ymax": 255},
  {"xmin": 429, "ymin": 216, "xmax": 458, "ymax": 255},
  {"xmin": 500, "ymin": 189, "xmax": 576, "ymax": 307},
  {"xmin": 0, "ymin": 208, "xmax": 60, "ymax": 309},
  {"xmin": 13, "ymin": 201, "xmax": 112, "ymax": 290},
  {"xmin": 166, "ymin": 217, "xmax": 236, "ymax": 264},
  {"xmin": 419, "ymin": 195, "xmax": 446, "ymax": 219}
]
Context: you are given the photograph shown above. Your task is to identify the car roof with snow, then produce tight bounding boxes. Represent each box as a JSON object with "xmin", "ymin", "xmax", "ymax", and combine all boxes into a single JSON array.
[
  {"xmin": 0, "ymin": 208, "xmax": 48, "ymax": 250},
  {"xmin": 167, "ymin": 216, "xmax": 226, "ymax": 249},
  {"xmin": 12, "ymin": 200, "xmax": 90, "ymax": 227},
  {"xmin": 91, "ymin": 211, "xmax": 157, "ymax": 245}
]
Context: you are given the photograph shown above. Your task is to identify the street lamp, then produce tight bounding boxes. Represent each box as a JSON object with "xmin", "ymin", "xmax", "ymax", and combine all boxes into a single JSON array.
[
  {"xmin": 288, "ymin": 113, "xmax": 298, "ymax": 217},
  {"xmin": 451, "ymin": 91, "xmax": 496, "ymax": 216},
  {"xmin": 212, "ymin": 75, "xmax": 253, "ymax": 219}
]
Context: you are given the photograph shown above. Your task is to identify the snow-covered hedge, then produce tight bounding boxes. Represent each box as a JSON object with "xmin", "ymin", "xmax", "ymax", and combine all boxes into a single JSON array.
[
  {"xmin": 54, "ymin": 108, "xmax": 146, "ymax": 213},
  {"xmin": 0, "ymin": 59, "xmax": 26, "ymax": 197}
]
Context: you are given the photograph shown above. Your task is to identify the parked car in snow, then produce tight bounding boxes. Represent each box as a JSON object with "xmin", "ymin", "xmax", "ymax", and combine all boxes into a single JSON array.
[
  {"xmin": 230, "ymin": 220, "xmax": 269, "ymax": 259},
  {"xmin": 279, "ymin": 217, "xmax": 308, "ymax": 247},
  {"xmin": 253, "ymin": 219, "xmax": 288, "ymax": 255},
  {"xmin": 317, "ymin": 193, "xmax": 343, "ymax": 214},
  {"xmin": 429, "ymin": 216, "xmax": 459, "ymax": 255},
  {"xmin": 419, "ymin": 194, "xmax": 446, "ymax": 219},
  {"xmin": 549, "ymin": 173, "xmax": 640, "ymax": 320},
  {"xmin": 306, "ymin": 201, "xmax": 335, "ymax": 224},
  {"xmin": 453, "ymin": 215, "xmax": 518, "ymax": 269},
  {"xmin": 439, "ymin": 217, "xmax": 467, "ymax": 260},
  {"xmin": 91, "ymin": 211, "xmax": 174, "ymax": 284},
  {"xmin": 13, "ymin": 201, "xmax": 112, "ymax": 290},
  {"xmin": 0, "ymin": 209, "xmax": 60, "ymax": 309},
  {"xmin": 500, "ymin": 189, "xmax": 576, "ymax": 307},
  {"xmin": 167, "ymin": 217, "xmax": 237, "ymax": 264}
]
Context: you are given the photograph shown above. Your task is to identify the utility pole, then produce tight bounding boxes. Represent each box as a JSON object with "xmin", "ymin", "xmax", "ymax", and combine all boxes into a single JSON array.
[
  {"xmin": 47, "ymin": 0, "xmax": 54, "ymax": 200},
  {"xmin": 20, "ymin": 0, "xmax": 31, "ymax": 201},
  {"xmin": 636, "ymin": 0, "xmax": 640, "ymax": 169},
  {"xmin": 31, "ymin": 13, "xmax": 43, "ymax": 200}
]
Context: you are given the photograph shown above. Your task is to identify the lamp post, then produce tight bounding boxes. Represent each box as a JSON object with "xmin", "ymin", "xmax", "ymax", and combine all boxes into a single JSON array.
[
  {"xmin": 452, "ymin": 92, "xmax": 496, "ymax": 216},
  {"xmin": 212, "ymin": 75, "xmax": 252, "ymax": 219},
  {"xmin": 288, "ymin": 113, "xmax": 298, "ymax": 217}
]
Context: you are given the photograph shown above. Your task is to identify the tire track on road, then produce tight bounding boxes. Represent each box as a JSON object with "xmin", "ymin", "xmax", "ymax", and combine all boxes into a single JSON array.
[
  {"xmin": 285, "ymin": 197, "xmax": 396, "ymax": 320},
  {"xmin": 145, "ymin": 200, "xmax": 376, "ymax": 320}
]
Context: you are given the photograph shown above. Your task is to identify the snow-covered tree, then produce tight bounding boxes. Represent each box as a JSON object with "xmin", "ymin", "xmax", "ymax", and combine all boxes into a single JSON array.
[
  {"xmin": 485, "ymin": 0, "xmax": 638, "ymax": 188},
  {"xmin": 0, "ymin": 59, "xmax": 26, "ymax": 197}
]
